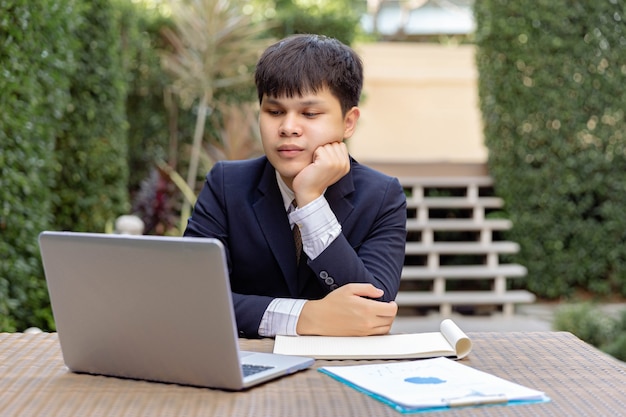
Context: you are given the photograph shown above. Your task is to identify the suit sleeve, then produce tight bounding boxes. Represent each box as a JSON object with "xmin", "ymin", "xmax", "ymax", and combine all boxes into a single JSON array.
[
  {"xmin": 307, "ymin": 177, "xmax": 407, "ymax": 301},
  {"xmin": 184, "ymin": 163, "xmax": 273, "ymax": 338}
]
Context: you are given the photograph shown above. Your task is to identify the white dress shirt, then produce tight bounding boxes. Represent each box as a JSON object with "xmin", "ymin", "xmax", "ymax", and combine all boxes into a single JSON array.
[{"xmin": 257, "ymin": 172, "xmax": 342, "ymax": 337}]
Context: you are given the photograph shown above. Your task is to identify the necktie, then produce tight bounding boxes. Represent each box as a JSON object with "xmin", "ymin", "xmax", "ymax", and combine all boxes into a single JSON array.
[{"xmin": 290, "ymin": 200, "xmax": 303, "ymax": 264}]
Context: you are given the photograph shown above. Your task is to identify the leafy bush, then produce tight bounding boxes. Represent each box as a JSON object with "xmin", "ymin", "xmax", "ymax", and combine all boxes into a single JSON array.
[
  {"xmin": 119, "ymin": 3, "xmax": 175, "ymax": 196},
  {"xmin": 554, "ymin": 303, "xmax": 626, "ymax": 362},
  {"xmin": 259, "ymin": 0, "xmax": 364, "ymax": 45},
  {"xmin": 475, "ymin": 1, "xmax": 626, "ymax": 298},
  {"xmin": 1, "ymin": 0, "xmax": 141, "ymax": 330},
  {"xmin": 52, "ymin": 0, "xmax": 130, "ymax": 232},
  {"xmin": 553, "ymin": 303, "xmax": 618, "ymax": 347},
  {"xmin": 602, "ymin": 309, "xmax": 626, "ymax": 362},
  {"xmin": 0, "ymin": 0, "xmax": 78, "ymax": 331}
]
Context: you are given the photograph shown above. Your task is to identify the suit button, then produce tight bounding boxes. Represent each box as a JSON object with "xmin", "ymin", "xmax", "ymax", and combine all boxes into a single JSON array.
[
  {"xmin": 324, "ymin": 277, "xmax": 335, "ymax": 285},
  {"xmin": 320, "ymin": 270, "xmax": 329, "ymax": 279},
  {"xmin": 330, "ymin": 284, "xmax": 338, "ymax": 290}
]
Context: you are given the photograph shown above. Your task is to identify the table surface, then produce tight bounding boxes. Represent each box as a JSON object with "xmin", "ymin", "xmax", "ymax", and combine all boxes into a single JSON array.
[{"xmin": 1, "ymin": 331, "xmax": 625, "ymax": 417}]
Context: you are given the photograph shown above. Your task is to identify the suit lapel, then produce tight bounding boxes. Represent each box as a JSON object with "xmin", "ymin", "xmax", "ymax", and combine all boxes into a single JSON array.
[
  {"xmin": 253, "ymin": 161, "xmax": 299, "ymax": 295},
  {"xmin": 325, "ymin": 161, "xmax": 356, "ymax": 224}
]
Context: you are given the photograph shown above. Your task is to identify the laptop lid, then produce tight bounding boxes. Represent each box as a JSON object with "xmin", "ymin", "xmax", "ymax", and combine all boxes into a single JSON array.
[{"xmin": 38, "ymin": 231, "xmax": 313, "ymax": 390}]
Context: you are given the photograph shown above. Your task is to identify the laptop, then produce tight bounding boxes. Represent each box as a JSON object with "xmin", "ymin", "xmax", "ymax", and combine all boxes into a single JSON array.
[{"xmin": 38, "ymin": 231, "xmax": 314, "ymax": 390}]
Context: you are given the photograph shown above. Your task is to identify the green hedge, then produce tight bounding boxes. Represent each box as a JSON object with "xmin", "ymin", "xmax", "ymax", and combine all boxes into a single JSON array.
[
  {"xmin": 120, "ymin": 4, "xmax": 173, "ymax": 196},
  {"xmin": 1, "ymin": 0, "xmax": 140, "ymax": 331},
  {"xmin": 554, "ymin": 303, "xmax": 626, "ymax": 362},
  {"xmin": 52, "ymin": 0, "xmax": 130, "ymax": 232},
  {"xmin": 267, "ymin": 0, "xmax": 364, "ymax": 45},
  {"xmin": 475, "ymin": 1, "xmax": 626, "ymax": 298},
  {"xmin": 0, "ymin": 0, "xmax": 78, "ymax": 331}
]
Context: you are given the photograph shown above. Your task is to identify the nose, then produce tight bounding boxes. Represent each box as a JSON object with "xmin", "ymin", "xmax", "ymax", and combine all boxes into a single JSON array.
[{"xmin": 279, "ymin": 114, "xmax": 302, "ymax": 137}]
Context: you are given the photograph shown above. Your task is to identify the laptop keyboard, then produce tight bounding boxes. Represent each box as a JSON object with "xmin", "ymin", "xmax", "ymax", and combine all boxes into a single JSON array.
[{"xmin": 242, "ymin": 364, "xmax": 275, "ymax": 377}]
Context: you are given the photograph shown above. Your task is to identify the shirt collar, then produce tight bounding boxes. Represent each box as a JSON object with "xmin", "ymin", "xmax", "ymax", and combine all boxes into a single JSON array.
[{"xmin": 275, "ymin": 171, "xmax": 295, "ymax": 212}]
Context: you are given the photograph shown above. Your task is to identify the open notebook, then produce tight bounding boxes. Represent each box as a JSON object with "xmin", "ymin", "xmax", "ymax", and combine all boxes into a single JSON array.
[{"xmin": 274, "ymin": 319, "xmax": 472, "ymax": 360}]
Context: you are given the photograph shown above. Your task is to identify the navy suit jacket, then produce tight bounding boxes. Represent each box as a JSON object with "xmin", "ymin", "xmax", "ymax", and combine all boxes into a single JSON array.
[{"xmin": 184, "ymin": 156, "xmax": 407, "ymax": 337}]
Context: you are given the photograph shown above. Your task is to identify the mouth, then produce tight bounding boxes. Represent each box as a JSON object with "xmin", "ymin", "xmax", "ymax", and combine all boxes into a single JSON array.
[{"xmin": 277, "ymin": 145, "xmax": 303, "ymax": 158}]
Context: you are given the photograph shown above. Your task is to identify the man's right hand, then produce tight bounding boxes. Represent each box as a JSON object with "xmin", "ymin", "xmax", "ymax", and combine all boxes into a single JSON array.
[
  {"xmin": 291, "ymin": 141, "xmax": 350, "ymax": 208},
  {"xmin": 295, "ymin": 283, "xmax": 398, "ymax": 336}
]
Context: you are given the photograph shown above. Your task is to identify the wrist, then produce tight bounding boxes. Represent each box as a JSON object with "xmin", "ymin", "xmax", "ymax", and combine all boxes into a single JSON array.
[
  {"xmin": 295, "ymin": 192, "xmax": 322, "ymax": 208},
  {"xmin": 295, "ymin": 300, "xmax": 320, "ymax": 335}
]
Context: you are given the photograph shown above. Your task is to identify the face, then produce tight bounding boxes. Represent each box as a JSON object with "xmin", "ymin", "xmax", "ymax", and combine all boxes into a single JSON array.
[{"xmin": 259, "ymin": 87, "xmax": 359, "ymax": 189}]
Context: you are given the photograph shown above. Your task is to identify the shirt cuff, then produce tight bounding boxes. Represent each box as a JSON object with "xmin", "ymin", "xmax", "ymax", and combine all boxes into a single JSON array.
[
  {"xmin": 258, "ymin": 298, "xmax": 307, "ymax": 337},
  {"xmin": 289, "ymin": 195, "xmax": 341, "ymax": 260}
]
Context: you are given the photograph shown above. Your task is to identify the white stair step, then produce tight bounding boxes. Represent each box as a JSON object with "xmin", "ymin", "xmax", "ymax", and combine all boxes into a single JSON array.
[
  {"xmin": 406, "ymin": 218, "xmax": 512, "ymax": 231},
  {"xmin": 401, "ymin": 264, "xmax": 527, "ymax": 280},
  {"xmin": 405, "ymin": 241, "xmax": 520, "ymax": 255},
  {"xmin": 395, "ymin": 290, "xmax": 536, "ymax": 306},
  {"xmin": 406, "ymin": 197, "xmax": 504, "ymax": 209},
  {"xmin": 399, "ymin": 176, "xmax": 494, "ymax": 187}
]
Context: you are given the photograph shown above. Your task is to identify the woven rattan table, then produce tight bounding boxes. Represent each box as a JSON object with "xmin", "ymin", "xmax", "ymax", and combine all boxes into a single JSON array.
[{"xmin": 1, "ymin": 331, "xmax": 625, "ymax": 416}]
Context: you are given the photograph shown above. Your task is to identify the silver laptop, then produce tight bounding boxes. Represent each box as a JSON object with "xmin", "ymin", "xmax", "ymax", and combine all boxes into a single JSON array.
[{"xmin": 38, "ymin": 231, "xmax": 314, "ymax": 390}]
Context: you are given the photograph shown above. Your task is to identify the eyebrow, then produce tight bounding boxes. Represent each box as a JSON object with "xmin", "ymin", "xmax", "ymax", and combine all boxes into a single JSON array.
[{"xmin": 263, "ymin": 97, "xmax": 325, "ymax": 107}]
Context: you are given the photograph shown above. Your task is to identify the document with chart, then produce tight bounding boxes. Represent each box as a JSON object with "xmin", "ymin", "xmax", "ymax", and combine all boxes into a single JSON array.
[{"xmin": 319, "ymin": 357, "xmax": 549, "ymax": 413}]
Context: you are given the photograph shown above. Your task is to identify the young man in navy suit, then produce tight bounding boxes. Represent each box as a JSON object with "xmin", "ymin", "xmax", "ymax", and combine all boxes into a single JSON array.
[{"xmin": 184, "ymin": 34, "xmax": 407, "ymax": 338}]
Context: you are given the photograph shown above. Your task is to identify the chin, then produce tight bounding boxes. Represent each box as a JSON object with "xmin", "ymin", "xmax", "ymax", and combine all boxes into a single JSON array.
[
  {"xmin": 278, "ymin": 167, "xmax": 302, "ymax": 180},
  {"xmin": 273, "ymin": 164, "xmax": 301, "ymax": 181}
]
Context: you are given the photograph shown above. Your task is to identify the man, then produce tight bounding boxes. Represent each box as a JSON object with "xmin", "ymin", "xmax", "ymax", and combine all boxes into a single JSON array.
[{"xmin": 184, "ymin": 34, "xmax": 407, "ymax": 338}]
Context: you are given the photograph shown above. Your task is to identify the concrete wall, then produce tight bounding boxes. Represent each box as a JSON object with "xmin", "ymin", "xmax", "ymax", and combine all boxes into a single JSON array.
[{"xmin": 349, "ymin": 42, "xmax": 488, "ymax": 168}]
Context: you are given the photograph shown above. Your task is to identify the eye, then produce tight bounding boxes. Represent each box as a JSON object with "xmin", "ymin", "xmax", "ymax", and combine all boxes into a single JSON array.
[
  {"xmin": 303, "ymin": 112, "xmax": 320, "ymax": 118},
  {"xmin": 265, "ymin": 108, "xmax": 283, "ymax": 116}
]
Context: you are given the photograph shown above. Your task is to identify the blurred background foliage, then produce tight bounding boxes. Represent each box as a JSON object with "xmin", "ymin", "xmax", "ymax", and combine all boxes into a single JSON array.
[
  {"xmin": 475, "ymin": 1, "xmax": 626, "ymax": 299},
  {"xmin": 159, "ymin": 0, "xmax": 273, "ymax": 227},
  {"xmin": 553, "ymin": 302, "xmax": 626, "ymax": 362},
  {"xmin": 1, "ymin": 0, "xmax": 79, "ymax": 331},
  {"xmin": 0, "ymin": 0, "xmax": 364, "ymax": 331},
  {"xmin": 52, "ymin": 0, "xmax": 130, "ymax": 234},
  {"xmin": 257, "ymin": 0, "xmax": 366, "ymax": 45}
]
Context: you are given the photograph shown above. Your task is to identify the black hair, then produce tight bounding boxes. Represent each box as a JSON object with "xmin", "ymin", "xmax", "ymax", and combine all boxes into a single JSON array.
[{"xmin": 254, "ymin": 34, "xmax": 363, "ymax": 115}]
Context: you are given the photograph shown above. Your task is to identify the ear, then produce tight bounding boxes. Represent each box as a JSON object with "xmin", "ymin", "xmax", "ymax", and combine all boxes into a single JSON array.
[{"xmin": 343, "ymin": 106, "xmax": 360, "ymax": 139}]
